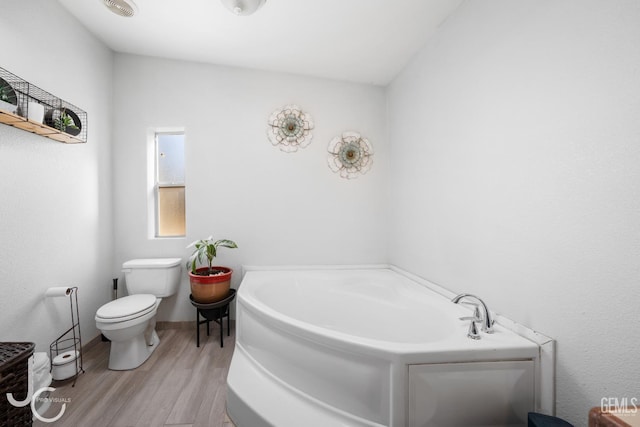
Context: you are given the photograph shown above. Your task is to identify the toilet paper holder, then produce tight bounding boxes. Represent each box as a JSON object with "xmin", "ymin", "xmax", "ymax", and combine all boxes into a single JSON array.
[{"xmin": 47, "ymin": 286, "xmax": 84, "ymax": 385}]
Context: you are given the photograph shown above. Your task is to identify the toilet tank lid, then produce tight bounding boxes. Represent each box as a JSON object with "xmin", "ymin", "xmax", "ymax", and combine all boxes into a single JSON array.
[{"xmin": 122, "ymin": 258, "xmax": 182, "ymax": 269}]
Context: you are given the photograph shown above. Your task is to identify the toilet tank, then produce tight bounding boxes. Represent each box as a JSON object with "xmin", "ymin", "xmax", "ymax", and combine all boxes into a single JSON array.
[{"xmin": 122, "ymin": 258, "xmax": 182, "ymax": 297}]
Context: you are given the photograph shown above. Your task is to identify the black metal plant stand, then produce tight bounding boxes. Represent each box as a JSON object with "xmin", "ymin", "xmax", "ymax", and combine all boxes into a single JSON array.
[{"xmin": 189, "ymin": 289, "xmax": 236, "ymax": 348}]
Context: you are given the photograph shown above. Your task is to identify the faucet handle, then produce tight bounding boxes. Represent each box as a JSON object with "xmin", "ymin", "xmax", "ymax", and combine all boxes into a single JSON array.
[
  {"xmin": 467, "ymin": 319, "xmax": 481, "ymax": 340},
  {"xmin": 460, "ymin": 306, "xmax": 482, "ymax": 340},
  {"xmin": 459, "ymin": 306, "xmax": 482, "ymax": 322}
]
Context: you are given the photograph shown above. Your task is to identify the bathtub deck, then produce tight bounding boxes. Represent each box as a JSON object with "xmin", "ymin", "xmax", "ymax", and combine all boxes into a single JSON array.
[{"xmin": 33, "ymin": 325, "xmax": 236, "ymax": 427}]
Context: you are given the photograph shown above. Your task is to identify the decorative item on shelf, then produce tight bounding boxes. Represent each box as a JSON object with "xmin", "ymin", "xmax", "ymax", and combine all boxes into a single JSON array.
[
  {"xmin": 187, "ymin": 236, "xmax": 238, "ymax": 303},
  {"xmin": 0, "ymin": 77, "xmax": 18, "ymax": 115},
  {"xmin": 267, "ymin": 104, "xmax": 314, "ymax": 153},
  {"xmin": 56, "ymin": 111, "xmax": 80, "ymax": 136},
  {"xmin": 327, "ymin": 131, "xmax": 374, "ymax": 179},
  {"xmin": 28, "ymin": 102, "xmax": 45, "ymax": 124},
  {"xmin": 46, "ymin": 108, "xmax": 82, "ymax": 136}
]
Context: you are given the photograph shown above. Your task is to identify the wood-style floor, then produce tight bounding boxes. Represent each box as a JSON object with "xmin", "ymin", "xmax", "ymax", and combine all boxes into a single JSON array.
[{"xmin": 34, "ymin": 324, "xmax": 236, "ymax": 427}]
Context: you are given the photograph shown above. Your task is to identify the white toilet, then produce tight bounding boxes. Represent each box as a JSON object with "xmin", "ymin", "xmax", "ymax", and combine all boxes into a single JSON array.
[{"xmin": 95, "ymin": 258, "xmax": 182, "ymax": 370}]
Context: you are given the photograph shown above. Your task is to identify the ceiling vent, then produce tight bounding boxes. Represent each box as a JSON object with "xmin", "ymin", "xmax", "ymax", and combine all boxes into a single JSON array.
[{"xmin": 102, "ymin": 0, "xmax": 138, "ymax": 17}]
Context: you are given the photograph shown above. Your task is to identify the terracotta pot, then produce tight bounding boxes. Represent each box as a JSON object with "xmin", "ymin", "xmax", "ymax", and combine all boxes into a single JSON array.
[{"xmin": 189, "ymin": 266, "xmax": 232, "ymax": 303}]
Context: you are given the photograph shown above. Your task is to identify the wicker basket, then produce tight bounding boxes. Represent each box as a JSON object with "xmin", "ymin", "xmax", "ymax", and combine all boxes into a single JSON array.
[{"xmin": 0, "ymin": 342, "xmax": 35, "ymax": 427}]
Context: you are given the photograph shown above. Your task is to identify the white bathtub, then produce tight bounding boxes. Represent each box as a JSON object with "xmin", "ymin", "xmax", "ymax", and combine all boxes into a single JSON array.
[{"xmin": 227, "ymin": 267, "xmax": 547, "ymax": 427}]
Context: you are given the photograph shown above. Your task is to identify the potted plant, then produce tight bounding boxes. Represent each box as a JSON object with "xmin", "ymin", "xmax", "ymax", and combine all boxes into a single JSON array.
[
  {"xmin": 187, "ymin": 236, "xmax": 238, "ymax": 303},
  {"xmin": 54, "ymin": 110, "xmax": 80, "ymax": 136},
  {"xmin": 0, "ymin": 80, "xmax": 18, "ymax": 114}
]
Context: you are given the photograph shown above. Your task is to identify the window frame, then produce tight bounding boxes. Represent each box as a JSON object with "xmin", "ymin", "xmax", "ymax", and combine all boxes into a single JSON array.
[{"xmin": 151, "ymin": 130, "xmax": 186, "ymax": 239}]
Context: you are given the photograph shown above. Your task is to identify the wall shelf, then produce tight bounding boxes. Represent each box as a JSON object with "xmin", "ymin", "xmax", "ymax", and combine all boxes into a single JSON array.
[
  {"xmin": 0, "ymin": 66, "xmax": 87, "ymax": 144},
  {"xmin": 0, "ymin": 109, "xmax": 85, "ymax": 143}
]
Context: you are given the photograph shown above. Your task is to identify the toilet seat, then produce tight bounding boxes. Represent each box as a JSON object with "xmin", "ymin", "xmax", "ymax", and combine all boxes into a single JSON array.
[{"xmin": 96, "ymin": 294, "xmax": 158, "ymax": 324}]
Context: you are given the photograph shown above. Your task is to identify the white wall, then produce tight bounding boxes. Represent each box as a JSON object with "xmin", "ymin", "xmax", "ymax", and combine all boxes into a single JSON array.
[
  {"xmin": 112, "ymin": 54, "xmax": 388, "ymax": 321},
  {"xmin": 0, "ymin": 1, "xmax": 114, "ymax": 352},
  {"xmin": 387, "ymin": 0, "xmax": 640, "ymax": 424}
]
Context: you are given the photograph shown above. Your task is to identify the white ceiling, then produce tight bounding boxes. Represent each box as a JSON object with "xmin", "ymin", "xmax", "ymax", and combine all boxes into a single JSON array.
[{"xmin": 57, "ymin": 0, "xmax": 463, "ymax": 86}]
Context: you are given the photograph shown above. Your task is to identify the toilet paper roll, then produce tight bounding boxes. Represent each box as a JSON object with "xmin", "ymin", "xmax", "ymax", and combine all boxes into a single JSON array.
[
  {"xmin": 45, "ymin": 287, "xmax": 72, "ymax": 298},
  {"xmin": 52, "ymin": 350, "xmax": 78, "ymax": 366},
  {"xmin": 52, "ymin": 361, "xmax": 77, "ymax": 381},
  {"xmin": 52, "ymin": 350, "xmax": 79, "ymax": 381}
]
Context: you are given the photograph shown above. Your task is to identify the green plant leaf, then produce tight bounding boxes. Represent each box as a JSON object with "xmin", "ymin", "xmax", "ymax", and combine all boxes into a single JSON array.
[{"xmin": 215, "ymin": 239, "xmax": 238, "ymax": 249}]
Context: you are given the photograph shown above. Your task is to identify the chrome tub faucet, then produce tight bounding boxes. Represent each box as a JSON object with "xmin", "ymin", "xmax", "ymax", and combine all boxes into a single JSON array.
[{"xmin": 452, "ymin": 293, "xmax": 495, "ymax": 335}]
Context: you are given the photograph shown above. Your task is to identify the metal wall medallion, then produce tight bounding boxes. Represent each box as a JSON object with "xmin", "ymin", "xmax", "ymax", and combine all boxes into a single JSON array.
[
  {"xmin": 327, "ymin": 131, "xmax": 373, "ymax": 179},
  {"xmin": 267, "ymin": 104, "xmax": 314, "ymax": 153}
]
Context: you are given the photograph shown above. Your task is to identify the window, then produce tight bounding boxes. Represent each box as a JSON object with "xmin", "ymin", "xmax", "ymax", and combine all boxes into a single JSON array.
[{"xmin": 154, "ymin": 132, "xmax": 185, "ymax": 237}]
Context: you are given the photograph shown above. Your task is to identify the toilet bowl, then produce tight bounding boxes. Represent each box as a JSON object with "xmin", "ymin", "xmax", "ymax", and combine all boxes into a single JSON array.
[
  {"xmin": 95, "ymin": 258, "xmax": 181, "ymax": 371},
  {"xmin": 96, "ymin": 295, "xmax": 160, "ymax": 370}
]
